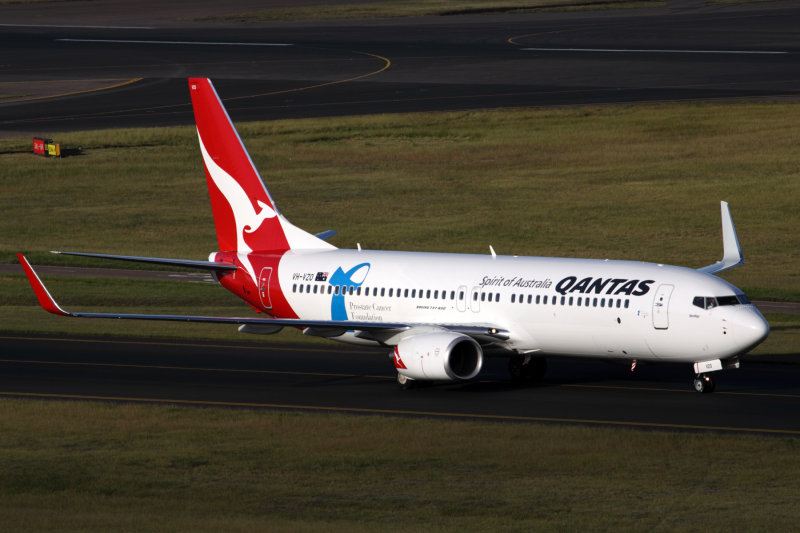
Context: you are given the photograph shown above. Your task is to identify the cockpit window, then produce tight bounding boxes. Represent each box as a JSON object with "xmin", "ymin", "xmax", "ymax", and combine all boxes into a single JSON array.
[
  {"xmin": 692, "ymin": 294, "xmax": 750, "ymax": 309},
  {"xmin": 693, "ymin": 296, "xmax": 717, "ymax": 309},
  {"xmin": 717, "ymin": 295, "xmax": 740, "ymax": 306}
]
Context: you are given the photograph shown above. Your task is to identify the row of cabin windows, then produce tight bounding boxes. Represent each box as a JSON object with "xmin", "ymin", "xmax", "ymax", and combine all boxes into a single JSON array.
[
  {"xmin": 511, "ymin": 294, "xmax": 631, "ymax": 309},
  {"xmin": 291, "ymin": 283, "xmax": 629, "ymax": 309},
  {"xmin": 511, "ymin": 293, "xmax": 629, "ymax": 309},
  {"xmin": 293, "ymin": 283, "xmax": 471, "ymax": 301}
]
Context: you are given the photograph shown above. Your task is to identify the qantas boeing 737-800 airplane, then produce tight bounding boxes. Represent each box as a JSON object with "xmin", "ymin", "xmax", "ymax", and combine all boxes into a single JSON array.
[{"xmin": 18, "ymin": 78, "xmax": 769, "ymax": 393}]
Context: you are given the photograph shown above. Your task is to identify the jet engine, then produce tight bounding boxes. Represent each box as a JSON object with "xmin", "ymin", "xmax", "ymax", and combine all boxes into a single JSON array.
[{"xmin": 394, "ymin": 332, "xmax": 483, "ymax": 381}]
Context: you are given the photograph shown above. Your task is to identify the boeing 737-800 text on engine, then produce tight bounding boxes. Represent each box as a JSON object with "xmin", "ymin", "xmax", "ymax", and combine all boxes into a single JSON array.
[{"xmin": 18, "ymin": 78, "xmax": 769, "ymax": 393}]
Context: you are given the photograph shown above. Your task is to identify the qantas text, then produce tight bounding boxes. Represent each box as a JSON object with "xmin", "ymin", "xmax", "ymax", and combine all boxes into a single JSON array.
[{"xmin": 555, "ymin": 276, "xmax": 655, "ymax": 296}]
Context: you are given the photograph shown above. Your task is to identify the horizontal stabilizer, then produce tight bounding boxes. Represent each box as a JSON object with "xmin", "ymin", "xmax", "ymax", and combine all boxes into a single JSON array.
[
  {"xmin": 51, "ymin": 251, "xmax": 238, "ymax": 271},
  {"xmin": 697, "ymin": 201, "xmax": 744, "ymax": 275},
  {"xmin": 314, "ymin": 230, "xmax": 338, "ymax": 241}
]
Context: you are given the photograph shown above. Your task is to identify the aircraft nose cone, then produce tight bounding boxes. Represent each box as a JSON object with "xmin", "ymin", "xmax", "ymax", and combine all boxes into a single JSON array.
[{"xmin": 741, "ymin": 308, "xmax": 770, "ymax": 351}]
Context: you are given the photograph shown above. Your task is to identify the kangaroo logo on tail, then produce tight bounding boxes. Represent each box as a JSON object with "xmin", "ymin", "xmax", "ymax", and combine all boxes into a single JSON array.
[
  {"xmin": 198, "ymin": 134, "xmax": 277, "ymax": 252},
  {"xmin": 189, "ymin": 78, "xmax": 289, "ymax": 258},
  {"xmin": 188, "ymin": 77, "xmax": 336, "ymax": 271}
]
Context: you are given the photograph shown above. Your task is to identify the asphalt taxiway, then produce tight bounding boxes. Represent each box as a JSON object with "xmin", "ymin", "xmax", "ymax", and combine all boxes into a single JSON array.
[
  {"xmin": 2, "ymin": 1, "xmax": 800, "ymax": 135},
  {"xmin": 2, "ymin": 335, "xmax": 800, "ymax": 435}
]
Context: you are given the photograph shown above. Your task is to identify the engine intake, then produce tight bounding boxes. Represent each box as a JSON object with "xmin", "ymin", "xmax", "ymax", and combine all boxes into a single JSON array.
[{"xmin": 394, "ymin": 332, "xmax": 483, "ymax": 381}]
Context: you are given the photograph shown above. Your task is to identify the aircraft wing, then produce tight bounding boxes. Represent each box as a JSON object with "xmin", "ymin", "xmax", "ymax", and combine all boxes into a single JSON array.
[
  {"xmin": 697, "ymin": 201, "xmax": 744, "ymax": 275},
  {"xmin": 17, "ymin": 254, "xmax": 507, "ymax": 344}
]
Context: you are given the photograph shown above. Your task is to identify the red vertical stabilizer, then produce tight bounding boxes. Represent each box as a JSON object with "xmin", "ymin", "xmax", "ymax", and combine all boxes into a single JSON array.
[{"xmin": 188, "ymin": 78, "xmax": 290, "ymax": 254}]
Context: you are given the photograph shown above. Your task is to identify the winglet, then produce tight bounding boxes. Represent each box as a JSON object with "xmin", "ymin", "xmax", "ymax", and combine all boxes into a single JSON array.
[
  {"xmin": 697, "ymin": 201, "xmax": 744, "ymax": 275},
  {"xmin": 16, "ymin": 254, "xmax": 71, "ymax": 316}
]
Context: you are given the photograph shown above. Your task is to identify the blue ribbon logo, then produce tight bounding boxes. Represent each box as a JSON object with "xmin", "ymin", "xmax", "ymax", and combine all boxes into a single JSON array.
[{"xmin": 329, "ymin": 263, "xmax": 370, "ymax": 320}]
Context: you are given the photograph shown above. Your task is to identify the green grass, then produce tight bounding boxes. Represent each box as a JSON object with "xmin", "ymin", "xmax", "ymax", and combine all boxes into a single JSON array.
[
  {"xmin": 0, "ymin": 399, "xmax": 799, "ymax": 532},
  {"xmin": 3, "ymin": 103, "xmax": 798, "ymax": 296},
  {"xmin": 189, "ymin": 0, "xmax": 662, "ymax": 23}
]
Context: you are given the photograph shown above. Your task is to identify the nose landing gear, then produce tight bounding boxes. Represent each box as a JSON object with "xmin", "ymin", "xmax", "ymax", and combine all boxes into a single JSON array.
[{"xmin": 693, "ymin": 373, "xmax": 715, "ymax": 394}]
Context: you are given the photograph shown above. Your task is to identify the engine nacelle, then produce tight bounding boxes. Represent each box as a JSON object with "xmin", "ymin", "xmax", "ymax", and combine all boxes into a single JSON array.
[{"xmin": 393, "ymin": 332, "xmax": 483, "ymax": 382}]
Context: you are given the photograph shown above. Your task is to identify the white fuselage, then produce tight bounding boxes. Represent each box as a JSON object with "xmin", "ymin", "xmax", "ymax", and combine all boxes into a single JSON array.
[{"xmin": 274, "ymin": 249, "xmax": 769, "ymax": 363}]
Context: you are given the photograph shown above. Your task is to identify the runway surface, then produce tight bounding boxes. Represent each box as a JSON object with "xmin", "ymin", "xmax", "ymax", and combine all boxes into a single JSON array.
[
  {"xmin": 2, "ymin": 1, "xmax": 800, "ymax": 135},
  {"xmin": 2, "ymin": 334, "xmax": 800, "ymax": 436}
]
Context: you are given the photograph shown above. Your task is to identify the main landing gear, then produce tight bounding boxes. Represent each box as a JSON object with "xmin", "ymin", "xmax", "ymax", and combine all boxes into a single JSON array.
[
  {"xmin": 509, "ymin": 356, "xmax": 547, "ymax": 385},
  {"xmin": 693, "ymin": 373, "xmax": 716, "ymax": 394}
]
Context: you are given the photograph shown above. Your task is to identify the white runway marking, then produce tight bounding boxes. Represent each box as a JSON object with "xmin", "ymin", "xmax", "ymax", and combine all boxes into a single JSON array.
[
  {"xmin": 521, "ymin": 47, "xmax": 788, "ymax": 55},
  {"xmin": 57, "ymin": 39, "xmax": 293, "ymax": 47}
]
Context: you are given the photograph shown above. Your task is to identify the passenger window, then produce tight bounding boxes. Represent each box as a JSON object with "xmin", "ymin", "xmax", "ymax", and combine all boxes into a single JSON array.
[
  {"xmin": 561, "ymin": 296, "xmax": 566, "ymax": 305},
  {"xmin": 536, "ymin": 295, "xmax": 541, "ymax": 304},
  {"xmin": 481, "ymin": 293, "xmax": 486, "ymax": 302},
  {"xmin": 292, "ymin": 284, "xmax": 297, "ymax": 293},
  {"xmin": 511, "ymin": 294, "xmax": 516, "ymax": 303},
  {"xmin": 569, "ymin": 297, "xmax": 573, "ymax": 306},
  {"xmin": 543, "ymin": 295, "xmax": 548, "ymax": 304},
  {"xmin": 527, "ymin": 295, "xmax": 532, "ymax": 304}
]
